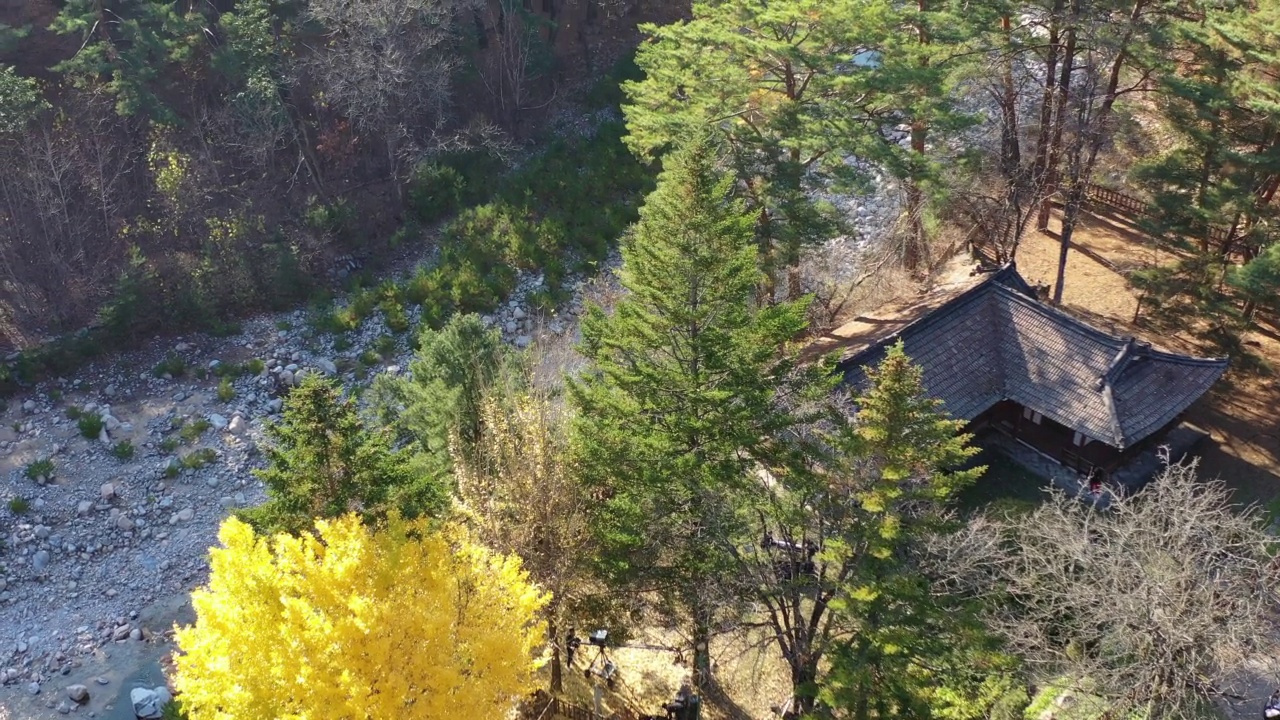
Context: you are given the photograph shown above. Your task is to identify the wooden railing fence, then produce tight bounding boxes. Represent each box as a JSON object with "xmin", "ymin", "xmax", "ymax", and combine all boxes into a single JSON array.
[{"xmin": 1081, "ymin": 182, "xmax": 1235, "ymax": 249}]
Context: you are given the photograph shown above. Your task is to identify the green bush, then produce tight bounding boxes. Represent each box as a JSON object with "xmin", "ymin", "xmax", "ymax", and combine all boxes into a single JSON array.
[
  {"xmin": 22, "ymin": 458, "xmax": 53, "ymax": 482},
  {"xmin": 406, "ymin": 162, "xmax": 466, "ymax": 223},
  {"xmin": 160, "ymin": 437, "xmax": 179, "ymax": 453},
  {"xmin": 181, "ymin": 448, "xmax": 218, "ymax": 470},
  {"xmin": 303, "ymin": 197, "xmax": 355, "ymax": 240},
  {"xmin": 374, "ymin": 334, "xmax": 397, "ymax": 358},
  {"xmin": 217, "ymin": 377, "xmax": 235, "ymax": 403},
  {"xmin": 110, "ymin": 440, "xmax": 135, "ymax": 461},
  {"xmin": 153, "ymin": 354, "xmax": 187, "ymax": 379},
  {"xmin": 245, "ymin": 358, "xmax": 266, "ymax": 375},
  {"xmin": 382, "ymin": 300, "xmax": 410, "ymax": 333},
  {"xmin": 8, "ymin": 496, "xmax": 29, "ymax": 514},
  {"xmin": 180, "ymin": 419, "xmax": 212, "ymax": 442},
  {"xmin": 78, "ymin": 414, "xmax": 104, "ymax": 439}
]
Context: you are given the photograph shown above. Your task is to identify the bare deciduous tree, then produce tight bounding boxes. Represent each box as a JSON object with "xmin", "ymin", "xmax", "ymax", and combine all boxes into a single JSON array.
[
  {"xmin": 295, "ymin": 0, "xmax": 470, "ymax": 183},
  {"xmin": 934, "ymin": 459, "xmax": 1280, "ymax": 720},
  {"xmin": 453, "ymin": 390, "xmax": 593, "ymax": 693}
]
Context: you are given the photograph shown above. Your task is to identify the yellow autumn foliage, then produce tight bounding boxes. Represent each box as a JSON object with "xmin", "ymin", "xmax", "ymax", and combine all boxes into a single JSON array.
[{"xmin": 173, "ymin": 513, "xmax": 549, "ymax": 719}]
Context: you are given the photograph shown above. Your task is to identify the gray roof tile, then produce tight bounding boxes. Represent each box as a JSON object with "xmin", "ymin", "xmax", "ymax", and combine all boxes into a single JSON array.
[{"xmin": 837, "ymin": 266, "xmax": 1228, "ymax": 449}]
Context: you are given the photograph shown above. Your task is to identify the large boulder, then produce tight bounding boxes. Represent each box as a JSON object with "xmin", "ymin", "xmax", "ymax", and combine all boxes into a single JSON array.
[{"xmin": 131, "ymin": 687, "xmax": 164, "ymax": 719}]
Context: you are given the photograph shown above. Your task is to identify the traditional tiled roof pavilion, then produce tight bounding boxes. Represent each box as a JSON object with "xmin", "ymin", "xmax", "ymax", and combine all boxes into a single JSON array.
[{"xmin": 827, "ymin": 264, "xmax": 1228, "ymax": 479}]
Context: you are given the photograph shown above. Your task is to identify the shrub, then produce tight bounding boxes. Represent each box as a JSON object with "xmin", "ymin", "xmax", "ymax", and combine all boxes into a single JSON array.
[
  {"xmin": 78, "ymin": 414, "xmax": 104, "ymax": 440},
  {"xmin": 153, "ymin": 354, "xmax": 188, "ymax": 379},
  {"xmin": 382, "ymin": 300, "xmax": 410, "ymax": 333},
  {"xmin": 303, "ymin": 197, "xmax": 355, "ymax": 240},
  {"xmin": 8, "ymin": 496, "xmax": 29, "ymax": 514},
  {"xmin": 66, "ymin": 406, "xmax": 83, "ymax": 420},
  {"xmin": 245, "ymin": 358, "xmax": 266, "ymax": 376},
  {"xmin": 23, "ymin": 458, "xmax": 54, "ymax": 482},
  {"xmin": 181, "ymin": 448, "xmax": 218, "ymax": 470},
  {"xmin": 406, "ymin": 162, "xmax": 466, "ymax": 223},
  {"xmin": 359, "ymin": 349, "xmax": 381, "ymax": 367},
  {"xmin": 110, "ymin": 440, "xmax": 136, "ymax": 461},
  {"xmin": 217, "ymin": 377, "xmax": 235, "ymax": 403},
  {"xmin": 374, "ymin": 334, "xmax": 397, "ymax": 358},
  {"xmin": 181, "ymin": 419, "xmax": 212, "ymax": 443},
  {"xmin": 160, "ymin": 437, "xmax": 179, "ymax": 453}
]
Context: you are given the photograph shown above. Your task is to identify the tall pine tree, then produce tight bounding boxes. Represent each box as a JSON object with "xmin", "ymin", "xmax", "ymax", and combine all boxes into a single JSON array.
[
  {"xmin": 819, "ymin": 342, "xmax": 992, "ymax": 720},
  {"xmin": 569, "ymin": 132, "xmax": 810, "ymax": 686}
]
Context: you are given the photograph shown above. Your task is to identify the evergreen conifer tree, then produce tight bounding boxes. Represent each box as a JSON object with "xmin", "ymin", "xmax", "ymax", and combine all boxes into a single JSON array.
[
  {"xmin": 819, "ymin": 342, "xmax": 990, "ymax": 719},
  {"xmin": 241, "ymin": 374, "xmax": 447, "ymax": 534},
  {"xmin": 569, "ymin": 132, "xmax": 810, "ymax": 685}
]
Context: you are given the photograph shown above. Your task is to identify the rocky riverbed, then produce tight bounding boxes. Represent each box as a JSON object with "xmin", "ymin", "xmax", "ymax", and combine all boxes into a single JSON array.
[
  {"xmin": 0, "ymin": 159, "xmax": 899, "ymax": 719},
  {"xmin": 0, "ymin": 253, "xmax": 627, "ymax": 718}
]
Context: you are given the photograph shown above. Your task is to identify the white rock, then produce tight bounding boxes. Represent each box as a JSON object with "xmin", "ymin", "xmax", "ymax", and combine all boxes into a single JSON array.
[
  {"xmin": 98, "ymin": 427, "xmax": 110, "ymax": 445},
  {"xmin": 103, "ymin": 414, "xmax": 121, "ymax": 432},
  {"xmin": 513, "ymin": 307, "xmax": 527, "ymax": 320},
  {"xmin": 115, "ymin": 516, "xmax": 135, "ymax": 532},
  {"xmin": 177, "ymin": 508, "xmax": 194, "ymax": 522},
  {"xmin": 66, "ymin": 684, "xmax": 89, "ymax": 703},
  {"xmin": 208, "ymin": 413, "xmax": 229, "ymax": 431},
  {"xmin": 100, "ymin": 482, "xmax": 116, "ymax": 500},
  {"xmin": 515, "ymin": 335, "xmax": 532, "ymax": 349},
  {"xmin": 153, "ymin": 685, "xmax": 173, "ymax": 707},
  {"xmin": 21, "ymin": 400, "xmax": 35, "ymax": 413},
  {"xmin": 131, "ymin": 687, "xmax": 164, "ymax": 719},
  {"xmin": 228, "ymin": 416, "xmax": 246, "ymax": 435},
  {"xmin": 278, "ymin": 370, "xmax": 295, "ymax": 387},
  {"xmin": 317, "ymin": 359, "xmax": 338, "ymax": 376},
  {"xmin": 32, "ymin": 550, "xmax": 49, "ymax": 571},
  {"xmin": 77, "ymin": 500, "xmax": 93, "ymax": 515}
]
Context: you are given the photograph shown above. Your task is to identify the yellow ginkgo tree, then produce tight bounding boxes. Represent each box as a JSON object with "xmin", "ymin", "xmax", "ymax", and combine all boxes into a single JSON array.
[{"xmin": 172, "ymin": 513, "xmax": 549, "ymax": 719}]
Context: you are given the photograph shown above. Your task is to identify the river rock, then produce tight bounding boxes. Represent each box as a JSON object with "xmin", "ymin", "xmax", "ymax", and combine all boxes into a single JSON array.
[
  {"xmin": 131, "ymin": 687, "xmax": 164, "ymax": 719},
  {"xmin": 66, "ymin": 684, "xmax": 88, "ymax": 703}
]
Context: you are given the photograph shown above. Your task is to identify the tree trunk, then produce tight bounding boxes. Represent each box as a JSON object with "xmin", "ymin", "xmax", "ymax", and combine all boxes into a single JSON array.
[
  {"xmin": 789, "ymin": 660, "xmax": 818, "ymax": 717},
  {"xmin": 903, "ymin": 0, "xmax": 931, "ymax": 275},
  {"xmin": 1038, "ymin": 0, "xmax": 1080, "ymax": 230},
  {"xmin": 1030, "ymin": 0, "xmax": 1064, "ymax": 213},
  {"xmin": 1052, "ymin": 0, "xmax": 1146, "ymax": 304},
  {"xmin": 549, "ymin": 616, "xmax": 563, "ymax": 693},
  {"xmin": 691, "ymin": 618, "xmax": 713, "ymax": 689},
  {"xmin": 999, "ymin": 15, "xmax": 1021, "ymax": 176}
]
